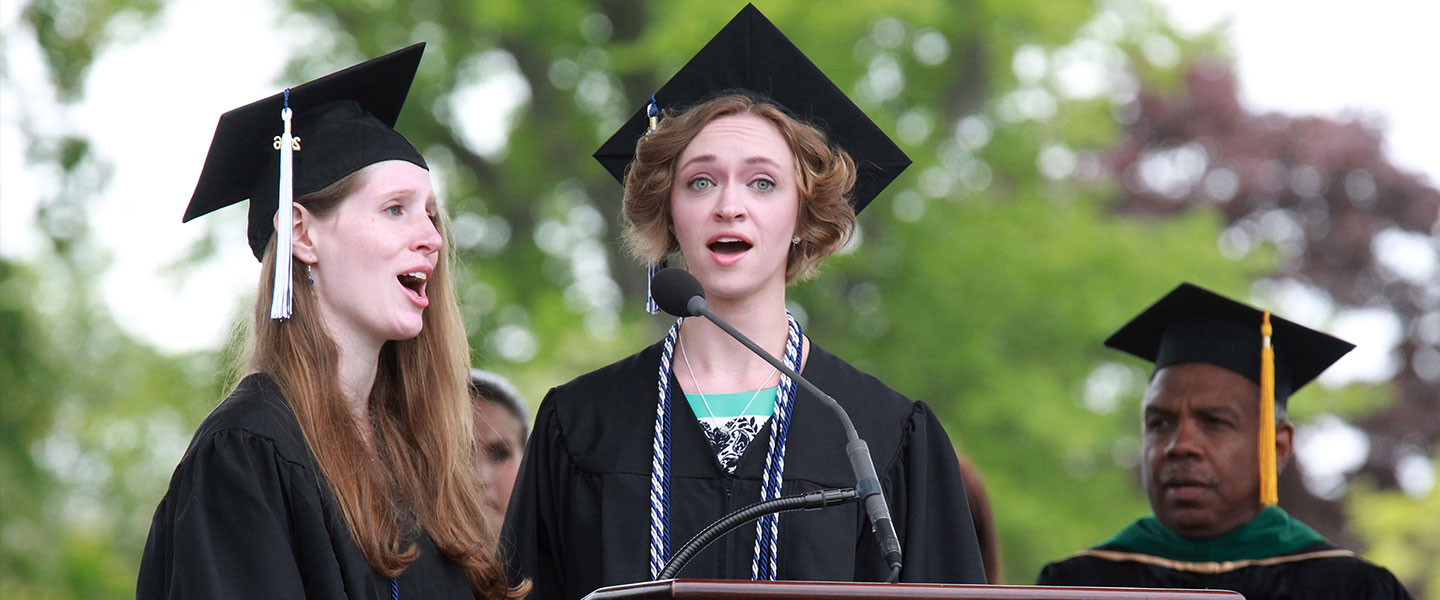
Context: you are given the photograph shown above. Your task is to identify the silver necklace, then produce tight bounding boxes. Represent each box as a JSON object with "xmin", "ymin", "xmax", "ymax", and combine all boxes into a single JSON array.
[{"xmin": 678, "ymin": 332, "xmax": 779, "ymax": 419}]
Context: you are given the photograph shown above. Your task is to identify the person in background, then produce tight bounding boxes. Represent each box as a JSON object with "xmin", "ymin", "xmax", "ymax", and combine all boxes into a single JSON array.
[
  {"xmin": 500, "ymin": 7, "xmax": 984, "ymax": 600},
  {"xmin": 956, "ymin": 452, "xmax": 1003, "ymax": 584},
  {"xmin": 137, "ymin": 44, "xmax": 522, "ymax": 599},
  {"xmin": 1036, "ymin": 282, "xmax": 1412, "ymax": 599},
  {"xmin": 470, "ymin": 369, "xmax": 528, "ymax": 529}
]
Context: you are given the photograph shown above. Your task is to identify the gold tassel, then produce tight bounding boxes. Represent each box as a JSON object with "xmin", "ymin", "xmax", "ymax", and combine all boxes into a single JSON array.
[{"xmin": 1259, "ymin": 310, "xmax": 1278, "ymax": 505}]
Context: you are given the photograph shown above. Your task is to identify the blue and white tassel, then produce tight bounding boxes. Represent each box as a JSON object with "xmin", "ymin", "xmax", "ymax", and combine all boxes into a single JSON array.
[
  {"xmin": 643, "ymin": 95, "xmax": 664, "ymax": 315},
  {"xmin": 645, "ymin": 259, "xmax": 668, "ymax": 315}
]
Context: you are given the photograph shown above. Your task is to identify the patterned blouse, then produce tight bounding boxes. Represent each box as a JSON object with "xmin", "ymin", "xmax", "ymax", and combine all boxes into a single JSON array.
[{"xmin": 686, "ymin": 388, "xmax": 779, "ymax": 473}]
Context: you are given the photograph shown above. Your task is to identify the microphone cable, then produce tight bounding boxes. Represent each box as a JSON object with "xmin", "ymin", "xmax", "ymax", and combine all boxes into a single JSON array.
[{"xmin": 657, "ymin": 488, "xmax": 857, "ymax": 580}]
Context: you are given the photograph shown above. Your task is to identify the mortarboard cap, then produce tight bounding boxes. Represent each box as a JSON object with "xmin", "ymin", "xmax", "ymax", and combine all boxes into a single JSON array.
[
  {"xmin": 182, "ymin": 43, "xmax": 428, "ymax": 262},
  {"xmin": 1104, "ymin": 282, "xmax": 1354, "ymax": 406},
  {"xmin": 1106, "ymin": 282, "xmax": 1355, "ymax": 506},
  {"xmin": 593, "ymin": 3, "xmax": 910, "ymax": 214}
]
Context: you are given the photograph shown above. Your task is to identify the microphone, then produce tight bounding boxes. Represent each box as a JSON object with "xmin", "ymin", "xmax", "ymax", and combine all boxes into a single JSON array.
[
  {"xmin": 649, "ymin": 267, "xmax": 904, "ymax": 580},
  {"xmin": 650, "ymin": 267, "xmax": 707, "ymax": 318}
]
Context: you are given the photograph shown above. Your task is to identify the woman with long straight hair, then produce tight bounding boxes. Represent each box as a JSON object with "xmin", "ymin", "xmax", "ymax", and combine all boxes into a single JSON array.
[{"xmin": 138, "ymin": 44, "xmax": 523, "ymax": 599}]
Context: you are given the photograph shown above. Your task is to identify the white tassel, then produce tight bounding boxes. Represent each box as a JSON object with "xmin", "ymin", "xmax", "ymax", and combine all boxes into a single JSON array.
[{"xmin": 270, "ymin": 103, "xmax": 296, "ymax": 320}]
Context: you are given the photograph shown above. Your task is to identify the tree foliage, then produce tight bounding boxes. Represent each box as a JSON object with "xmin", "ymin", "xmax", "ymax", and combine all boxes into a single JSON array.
[{"xmin": 3, "ymin": 0, "xmax": 1434, "ymax": 597}]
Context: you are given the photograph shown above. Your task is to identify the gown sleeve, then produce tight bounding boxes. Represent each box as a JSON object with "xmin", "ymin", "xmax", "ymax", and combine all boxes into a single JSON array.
[
  {"xmin": 499, "ymin": 390, "xmax": 571, "ymax": 600},
  {"xmin": 1034, "ymin": 557, "xmax": 1092, "ymax": 585},
  {"xmin": 1328, "ymin": 562, "xmax": 1416, "ymax": 600},
  {"xmin": 882, "ymin": 401, "xmax": 987, "ymax": 584},
  {"xmin": 137, "ymin": 428, "xmax": 314, "ymax": 599},
  {"xmin": 1034, "ymin": 561, "xmax": 1061, "ymax": 585}
]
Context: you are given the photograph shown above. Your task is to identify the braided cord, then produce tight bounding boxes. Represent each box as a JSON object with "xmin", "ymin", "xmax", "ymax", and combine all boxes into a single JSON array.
[
  {"xmin": 750, "ymin": 313, "xmax": 802, "ymax": 580},
  {"xmin": 651, "ymin": 314, "xmax": 801, "ymax": 581},
  {"xmin": 648, "ymin": 319, "xmax": 682, "ymax": 579}
]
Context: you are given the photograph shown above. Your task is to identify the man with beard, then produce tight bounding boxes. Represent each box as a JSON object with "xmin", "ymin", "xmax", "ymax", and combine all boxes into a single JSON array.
[{"xmin": 1036, "ymin": 283, "xmax": 1412, "ymax": 599}]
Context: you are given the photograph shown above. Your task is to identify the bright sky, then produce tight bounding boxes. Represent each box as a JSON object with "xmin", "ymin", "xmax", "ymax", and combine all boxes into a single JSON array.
[
  {"xmin": 2, "ymin": 0, "xmax": 1437, "ymax": 359},
  {"xmin": 1163, "ymin": 0, "xmax": 1440, "ymax": 183},
  {"xmin": 2, "ymin": 0, "xmax": 295, "ymax": 351}
]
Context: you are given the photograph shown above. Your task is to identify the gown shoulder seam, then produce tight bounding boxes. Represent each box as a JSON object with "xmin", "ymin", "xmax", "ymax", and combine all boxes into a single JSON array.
[{"xmin": 192, "ymin": 420, "xmax": 321, "ymax": 478}]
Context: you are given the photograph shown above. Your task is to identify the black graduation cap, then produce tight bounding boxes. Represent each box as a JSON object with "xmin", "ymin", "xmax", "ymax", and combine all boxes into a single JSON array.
[
  {"xmin": 182, "ymin": 43, "xmax": 428, "ymax": 261},
  {"xmin": 1104, "ymin": 282, "xmax": 1355, "ymax": 406},
  {"xmin": 593, "ymin": 3, "xmax": 909, "ymax": 214}
]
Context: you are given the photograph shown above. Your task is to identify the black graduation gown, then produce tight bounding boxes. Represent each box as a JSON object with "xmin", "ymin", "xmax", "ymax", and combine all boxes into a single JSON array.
[
  {"xmin": 137, "ymin": 374, "xmax": 476, "ymax": 599},
  {"xmin": 500, "ymin": 340, "xmax": 985, "ymax": 600},
  {"xmin": 1036, "ymin": 541, "xmax": 1414, "ymax": 600}
]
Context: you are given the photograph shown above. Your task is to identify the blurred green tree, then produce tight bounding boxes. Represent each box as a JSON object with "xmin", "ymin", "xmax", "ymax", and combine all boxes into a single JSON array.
[
  {"xmin": 4, "ymin": 2, "xmax": 222, "ymax": 596},
  {"xmin": 1, "ymin": 258, "xmax": 225, "ymax": 598},
  {"xmin": 1350, "ymin": 472, "xmax": 1440, "ymax": 597},
  {"xmin": 3, "ymin": 0, "xmax": 1432, "ymax": 597}
]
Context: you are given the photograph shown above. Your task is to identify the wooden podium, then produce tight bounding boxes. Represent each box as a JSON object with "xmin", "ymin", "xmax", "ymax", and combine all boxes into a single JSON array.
[{"xmin": 584, "ymin": 579, "xmax": 1244, "ymax": 599}]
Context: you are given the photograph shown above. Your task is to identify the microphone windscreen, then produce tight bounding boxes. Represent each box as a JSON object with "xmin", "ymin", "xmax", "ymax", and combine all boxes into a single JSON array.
[{"xmin": 651, "ymin": 268, "xmax": 705, "ymax": 317}]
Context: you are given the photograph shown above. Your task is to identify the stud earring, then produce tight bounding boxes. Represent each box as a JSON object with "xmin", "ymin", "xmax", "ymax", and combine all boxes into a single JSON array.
[{"xmin": 792, "ymin": 235, "xmax": 802, "ymax": 245}]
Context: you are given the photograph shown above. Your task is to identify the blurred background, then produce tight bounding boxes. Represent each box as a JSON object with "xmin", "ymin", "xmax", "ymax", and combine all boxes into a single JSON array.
[{"xmin": 2, "ymin": 0, "xmax": 1437, "ymax": 597}]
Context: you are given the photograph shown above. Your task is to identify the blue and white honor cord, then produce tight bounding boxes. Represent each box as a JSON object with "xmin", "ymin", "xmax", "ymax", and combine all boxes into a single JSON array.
[
  {"xmin": 648, "ymin": 314, "xmax": 802, "ymax": 581},
  {"xmin": 750, "ymin": 313, "xmax": 801, "ymax": 581},
  {"xmin": 648, "ymin": 320, "xmax": 680, "ymax": 579}
]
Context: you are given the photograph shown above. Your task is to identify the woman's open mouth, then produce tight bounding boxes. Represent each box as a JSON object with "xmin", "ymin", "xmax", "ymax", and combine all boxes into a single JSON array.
[
  {"xmin": 398, "ymin": 271, "xmax": 429, "ymax": 306},
  {"xmin": 708, "ymin": 236, "xmax": 752, "ymax": 255}
]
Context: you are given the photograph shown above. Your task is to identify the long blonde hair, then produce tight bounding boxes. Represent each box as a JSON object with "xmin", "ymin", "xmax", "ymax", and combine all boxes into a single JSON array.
[{"xmin": 244, "ymin": 170, "xmax": 525, "ymax": 598}]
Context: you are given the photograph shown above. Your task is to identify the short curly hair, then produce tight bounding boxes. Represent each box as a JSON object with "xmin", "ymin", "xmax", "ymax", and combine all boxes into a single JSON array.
[{"xmin": 621, "ymin": 94, "xmax": 858, "ymax": 283}]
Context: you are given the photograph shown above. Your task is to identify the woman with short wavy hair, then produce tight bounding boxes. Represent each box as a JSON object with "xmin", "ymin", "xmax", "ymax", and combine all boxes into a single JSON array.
[
  {"xmin": 501, "ymin": 8, "xmax": 985, "ymax": 599},
  {"xmin": 621, "ymin": 93, "xmax": 857, "ymax": 284}
]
